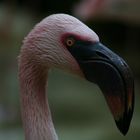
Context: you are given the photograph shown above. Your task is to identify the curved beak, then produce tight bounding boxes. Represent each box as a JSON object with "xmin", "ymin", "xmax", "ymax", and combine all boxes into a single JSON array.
[{"xmin": 67, "ymin": 42, "xmax": 134, "ymax": 135}]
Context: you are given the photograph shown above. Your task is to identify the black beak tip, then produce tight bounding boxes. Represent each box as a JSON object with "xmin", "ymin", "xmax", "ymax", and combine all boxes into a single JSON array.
[
  {"xmin": 115, "ymin": 120, "xmax": 129, "ymax": 135},
  {"xmin": 115, "ymin": 108, "xmax": 133, "ymax": 136}
]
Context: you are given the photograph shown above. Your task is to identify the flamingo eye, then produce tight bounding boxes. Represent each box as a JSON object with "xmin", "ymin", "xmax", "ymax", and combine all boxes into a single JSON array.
[{"xmin": 66, "ymin": 37, "xmax": 75, "ymax": 47}]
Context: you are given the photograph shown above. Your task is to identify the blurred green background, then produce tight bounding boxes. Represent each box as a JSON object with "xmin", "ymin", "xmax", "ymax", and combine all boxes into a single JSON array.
[{"xmin": 0, "ymin": 0, "xmax": 140, "ymax": 140}]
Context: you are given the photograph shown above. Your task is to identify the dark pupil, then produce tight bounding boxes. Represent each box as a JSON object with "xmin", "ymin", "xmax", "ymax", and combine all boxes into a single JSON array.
[{"xmin": 67, "ymin": 40, "xmax": 73, "ymax": 46}]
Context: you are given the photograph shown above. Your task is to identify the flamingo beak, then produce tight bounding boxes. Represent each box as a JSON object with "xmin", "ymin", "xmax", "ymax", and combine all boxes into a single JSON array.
[{"xmin": 67, "ymin": 42, "xmax": 134, "ymax": 135}]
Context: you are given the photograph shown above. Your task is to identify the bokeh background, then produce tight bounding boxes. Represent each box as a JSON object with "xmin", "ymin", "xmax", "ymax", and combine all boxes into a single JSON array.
[{"xmin": 0, "ymin": 0, "xmax": 140, "ymax": 140}]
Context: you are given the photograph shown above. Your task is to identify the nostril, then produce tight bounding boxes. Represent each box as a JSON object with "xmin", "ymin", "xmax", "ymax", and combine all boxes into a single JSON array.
[{"xmin": 95, "ymin": 51, "xmax": 109, "ymax": 60}]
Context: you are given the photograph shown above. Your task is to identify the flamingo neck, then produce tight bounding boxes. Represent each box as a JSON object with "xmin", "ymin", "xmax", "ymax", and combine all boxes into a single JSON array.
[{"xmin": 19, "ymin": 56, "xmax": 58, "ymax": 140}]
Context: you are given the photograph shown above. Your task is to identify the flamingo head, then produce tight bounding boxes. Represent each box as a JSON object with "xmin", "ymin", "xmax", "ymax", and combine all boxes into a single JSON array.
[{"xmin": 22, "ymin": 14, "xmax": 134, "ymax": 135}]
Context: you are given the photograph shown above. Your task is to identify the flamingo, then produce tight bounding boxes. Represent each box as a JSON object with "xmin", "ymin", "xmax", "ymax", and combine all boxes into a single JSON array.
[{"xmin": 18, "ymin": 14, "xmax": 134, "ymax": 140}]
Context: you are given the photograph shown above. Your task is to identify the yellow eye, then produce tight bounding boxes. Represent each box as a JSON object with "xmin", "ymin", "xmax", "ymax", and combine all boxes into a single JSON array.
[{"xmin": 66, "ymin": 37, "xmax": 75, "ymax": 47}]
